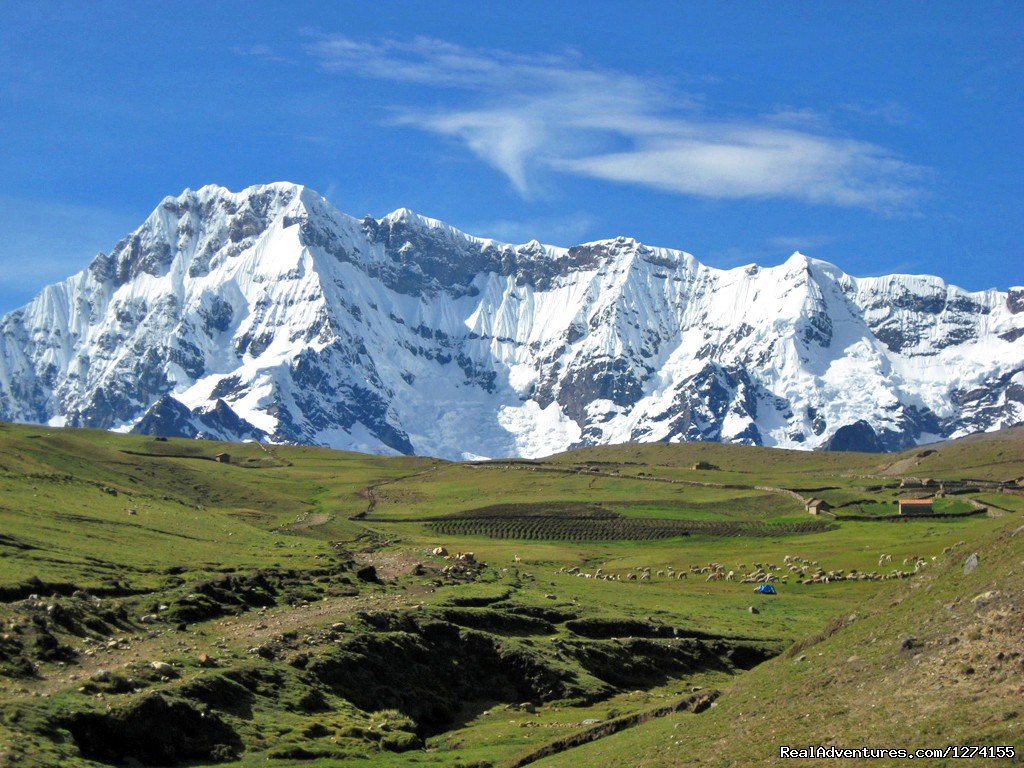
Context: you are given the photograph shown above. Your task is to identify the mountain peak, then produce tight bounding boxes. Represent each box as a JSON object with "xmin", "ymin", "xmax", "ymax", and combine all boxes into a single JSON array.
[
  {"xmin": 169, "ymin": 181, "xmax": 309, "ymax": 202},
  {"xmin": 383, "ymin": 206, "xmax": 417, "ymax": 221},
  {"xmin": 1, "ymin": 183, "xmax": 1021, "ymax": 460}
]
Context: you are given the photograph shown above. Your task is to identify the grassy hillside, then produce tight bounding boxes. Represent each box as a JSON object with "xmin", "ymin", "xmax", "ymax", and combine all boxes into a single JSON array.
[
  {"xmin": 0, "ymin": 423, "xmax": 1020, "ymax": 767},
  {"xmin": 532, "ymin": 516, "xmax": 1024, "ymax": 768}
]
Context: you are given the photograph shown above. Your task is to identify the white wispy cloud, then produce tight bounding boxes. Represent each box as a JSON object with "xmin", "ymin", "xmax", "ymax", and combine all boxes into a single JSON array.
[
  {"xmin": 766, "ymin": 234, "xmax": 839, "ymax": 252},
  {"xmin": 461, "ymin": 212, "xmax": 598, "ymax": 246},
  {"xmin": 839, "ymin": 100, "xmax": 913, "ymax": 126},
  {"xmin": 230, "ymin": 44, "xmax": 296, "ymax": 64},
  {"xmin": 303, "ymin": 33, "xmax": 926, "ymax": 210}
]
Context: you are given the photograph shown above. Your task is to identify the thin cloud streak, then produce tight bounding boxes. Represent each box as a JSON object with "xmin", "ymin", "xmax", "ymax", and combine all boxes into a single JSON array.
[
  {"xmin": 462, "ymin": 212, "xmax": 598, "ymax": 246},
  {"xmin": 303, "ymin": 34, "xmax": 927, "ymax": 210},
  {"xmin": 766, "ymin": 234, "xmax": 839, "ymax": 252}
]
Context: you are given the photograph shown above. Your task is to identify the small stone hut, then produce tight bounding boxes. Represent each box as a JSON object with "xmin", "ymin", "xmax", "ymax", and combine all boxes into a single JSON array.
[
  {"xmin": 898, "ymin": 498, "xmax": 934, "ymax": 515},
  {"xmin": 805, "ymin": 498, "xmax": 832, "ymax": 515}
]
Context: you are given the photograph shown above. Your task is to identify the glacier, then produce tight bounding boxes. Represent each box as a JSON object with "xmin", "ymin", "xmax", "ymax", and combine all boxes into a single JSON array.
[{"xmin": 0, "ymin": 182, "xmax": 1021, "ymax": 460}]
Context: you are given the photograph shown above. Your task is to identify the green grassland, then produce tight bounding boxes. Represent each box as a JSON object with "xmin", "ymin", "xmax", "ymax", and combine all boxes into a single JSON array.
[
  {"xmin": 531, "ymin": 515, "xmax": 1024, "ymax": 768},
  {"xmin": 0, "ymin": 422, "xmax": 1021, "ymax": 767}
]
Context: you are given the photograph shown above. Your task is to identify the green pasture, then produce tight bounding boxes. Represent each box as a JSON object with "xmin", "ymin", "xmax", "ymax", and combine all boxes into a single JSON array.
[{"xmin": 0, "ymin": 421, "xmax": 1020, "ymax": 768}]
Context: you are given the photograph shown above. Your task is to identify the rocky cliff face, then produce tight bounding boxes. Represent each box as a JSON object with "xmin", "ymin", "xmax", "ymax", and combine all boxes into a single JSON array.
[{"xmin": 1, "ymin": 183, "xmax": 1021, "ymax": 458}]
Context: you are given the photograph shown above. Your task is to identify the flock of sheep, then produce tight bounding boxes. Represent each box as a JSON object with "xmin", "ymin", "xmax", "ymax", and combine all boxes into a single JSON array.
[
  {"xmin": 553, "ymin": 551, "xmax": 934, "ymax": 586},
  {"xmin": 429, "ymin": 540, "xmax": 966, "ymax": 588}
]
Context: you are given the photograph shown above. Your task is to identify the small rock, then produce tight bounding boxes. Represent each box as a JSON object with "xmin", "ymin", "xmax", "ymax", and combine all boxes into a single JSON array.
[
  {"xmin": 963, "ymin": 553, "xmax": 980, "ymax": 575},
  {"xmin": 748, "ymin": 606, "xmax": 760, "ymax": 614},
  {"xmin": 197, "ymin": 653, "xmax": 216, "ymax": 668},
  {"xmin": 90, "ymin": 669, "xmax": 110, "ymax": 683},
  {"xmin": 149, "ymin": 661, "xmax": 176, "ymax": 677},
  {"xmin": 971, "ymin": 590, "xmax": 1000, "ymax": 605},
  {"xmin": 581, "ymin": 718, "xmax": 601, "ymax": 725},
  {"xmin": 900, "ymin": 637, "xmax": 918, "ymax": 651}
]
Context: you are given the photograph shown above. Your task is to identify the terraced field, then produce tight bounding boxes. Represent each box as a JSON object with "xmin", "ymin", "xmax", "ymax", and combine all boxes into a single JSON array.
[{"xmin": 426, "ymin": 516, "xmax": 835, "ymax": 541}]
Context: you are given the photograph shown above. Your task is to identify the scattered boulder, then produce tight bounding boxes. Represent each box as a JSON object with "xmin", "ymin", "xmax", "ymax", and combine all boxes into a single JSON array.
[
  {"xmin": 971, "ymin": 590, "xmax": 1000, "ymax": 606},
  {"xmin": 963, "ymin": 553, "xmax": 980, "ymax": 576},
  {"xmin": 150, "ymin": 661, "xmax": 177, "ymax": 677},
  {"xmin": 748, "ymin": 606, "xmax": 760, "ymax": 614}
]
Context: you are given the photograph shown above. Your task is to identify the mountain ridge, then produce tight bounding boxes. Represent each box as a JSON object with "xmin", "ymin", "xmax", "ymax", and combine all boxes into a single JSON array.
[{"xmin": 0, "ymin": 182, "xmax": 1021, "ymax": 459}]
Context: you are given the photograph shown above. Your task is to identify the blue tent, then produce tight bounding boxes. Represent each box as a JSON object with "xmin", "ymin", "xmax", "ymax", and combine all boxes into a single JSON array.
[{"xmin": 754, "ymin": 584, "xmax": 777, "ymax": 595}]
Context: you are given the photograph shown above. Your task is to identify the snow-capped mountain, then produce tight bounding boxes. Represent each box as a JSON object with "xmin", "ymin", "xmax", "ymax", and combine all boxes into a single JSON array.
[{"xmin": 1, "ymin": 183, "xmax": 1021, "ymax": 459}]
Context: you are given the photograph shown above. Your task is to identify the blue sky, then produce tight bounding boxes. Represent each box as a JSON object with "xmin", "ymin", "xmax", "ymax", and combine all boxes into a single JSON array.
[{"xmin": 1, "ymin": 1, "xmax": 1021, "ymax": 313}]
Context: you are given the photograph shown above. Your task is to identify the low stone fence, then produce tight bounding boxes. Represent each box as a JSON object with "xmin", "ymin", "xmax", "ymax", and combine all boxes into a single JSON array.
[{"xmin": 835, "ymin": 508, "xmax": 987, "ymax": 522}]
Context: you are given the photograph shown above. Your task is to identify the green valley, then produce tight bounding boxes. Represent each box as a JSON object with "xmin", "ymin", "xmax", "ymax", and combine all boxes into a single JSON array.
[{"xmin": 0, "ymin": 423, "xmax": 1020, "ymax": 767}]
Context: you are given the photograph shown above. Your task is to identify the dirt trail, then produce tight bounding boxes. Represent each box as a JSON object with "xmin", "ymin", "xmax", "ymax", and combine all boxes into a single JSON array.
[
  {"xmin": 483, "ymin": 463, "xmax": 812, "ymax": 507},
  {"xmin": 355, "ymin": 465, "xmax": 440, "ymax": 520}
]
